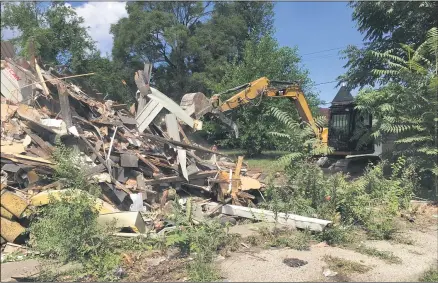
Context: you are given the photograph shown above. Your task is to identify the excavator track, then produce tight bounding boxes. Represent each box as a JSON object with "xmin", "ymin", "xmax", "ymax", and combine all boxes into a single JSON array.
[{"xmin": 318, "ymin": 156, "xmax": 380, "ymax": 178}]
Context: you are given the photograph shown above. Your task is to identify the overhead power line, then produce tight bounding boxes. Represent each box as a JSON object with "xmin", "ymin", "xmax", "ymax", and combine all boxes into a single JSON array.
[
  {"xmin": 314, "ymin": 80, "xmax": 338, "ymax": 86},
  {"xmin": 301, "ymin": 47, "xmax": 345, "ymax": 56},
  {"xmin": 300, "ymin": 43, "xmax": 365, "ymax": 57}
]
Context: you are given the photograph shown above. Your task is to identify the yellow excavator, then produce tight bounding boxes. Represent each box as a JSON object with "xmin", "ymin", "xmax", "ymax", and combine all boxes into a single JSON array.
[{"xmin": 180, "ymin": 77, "xmax": 381, "ymax": 173}]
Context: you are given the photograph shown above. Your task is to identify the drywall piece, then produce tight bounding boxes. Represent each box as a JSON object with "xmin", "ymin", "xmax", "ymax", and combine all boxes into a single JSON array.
[
  {"xmin": 165, "ymin": 114, "xmax": 188, "ymax": 181},
  {"xmin": 98, "ymin": 211, "xmax": 147, "ymax": 234},
  {"xmin": 165, "ymin": 113, "xmax": 180, "ymax": 141},
  {"xmin": 41, "ymin": 119, "xmax": 67, "ymax": 135},
  {"xmin": 129, "ymin": 193, "xmax": 145, "ymax": 212},
  {"xmin": 205, "ymin": 203, "xmax": 332, "ymax": 232},
  {"xmin": 136, "ymin": 99, "xmax": 163, "ymax": 133},
  {"xmin": 148, "ymin": 87, "xmax": 202, "ymax": 130},
  {"xmin": 1, "ymin": 61, "xmax": 34, "ymax": 104},
  {"xmin": 178, "ymin": 150, "xmax": 188, "ymax": 181}
]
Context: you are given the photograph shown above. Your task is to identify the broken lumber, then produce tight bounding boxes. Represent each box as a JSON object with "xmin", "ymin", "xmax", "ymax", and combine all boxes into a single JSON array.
[
  {"xmin": 141, "ymin": 132, "xmax": 227, "ymax": 156},
  {"xmin": 143, "ymin": 170, "xmax": 217, "ymax": 185}
]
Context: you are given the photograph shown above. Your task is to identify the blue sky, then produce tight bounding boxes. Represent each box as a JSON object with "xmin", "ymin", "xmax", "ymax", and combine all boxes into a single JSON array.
[
  {"xmin": 273, "ymin": 2, "xmax": 363, "ymax": 104},
  {"xmin": 2, "ymin": 1, "xmax": 364, "ymax": 105}
]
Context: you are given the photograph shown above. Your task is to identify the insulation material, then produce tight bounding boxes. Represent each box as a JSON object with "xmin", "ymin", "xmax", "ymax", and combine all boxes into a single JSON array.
[
  {"xmin": 1, "ymin": 217, "xmax": 25, "ymax": 242},
  {"xmin": 0, "ymin": 191, "xmax": 28, "ymax": 218}
]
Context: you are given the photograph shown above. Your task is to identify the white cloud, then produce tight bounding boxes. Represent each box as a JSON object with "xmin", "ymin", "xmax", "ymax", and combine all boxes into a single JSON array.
[{"xmin": 74, "ymin": 2, "xmax": 128, "ymax": 56}]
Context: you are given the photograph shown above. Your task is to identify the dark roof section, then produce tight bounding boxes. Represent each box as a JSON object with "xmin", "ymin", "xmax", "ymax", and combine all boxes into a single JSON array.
[
  {"xmin": 319, "ymin": 108, "xmax": 330, "ymax": 120},
  {"xmin": 331, "ymin": 86, "xmax": 354, "ymax": 105}
]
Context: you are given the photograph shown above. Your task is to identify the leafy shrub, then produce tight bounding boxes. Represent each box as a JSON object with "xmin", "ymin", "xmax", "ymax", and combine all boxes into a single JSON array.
[
  {"xmin": 262, "ymin": 156, "xmax": 417, "ymax": 243},
  {"xmin": 29, "ymin": 191, "xmax": 120, "ymax": 280},
  {"xmin": 316, "ymin": 225, "xmax": 357, "ymax": 246}
]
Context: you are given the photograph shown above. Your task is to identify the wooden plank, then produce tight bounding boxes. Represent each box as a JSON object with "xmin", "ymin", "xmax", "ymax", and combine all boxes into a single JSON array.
[
  {"xmin": 136, "ymin": 153, "xmax": 160, "ymax": 174},
  {"xmin": 231, "ymin": 156, "xmax": 244, "ymax": 203},
  {"xmin": 178, "ymin": 124, "xmax": 192, "ymax": 145},
  {"xmin": 134, "ymin": 70, "xmax": 150, "ymax": 112},
  {"xmin": 35, "ymin": 59, "xmax": 50, "ymax": 97},
  {"xmin": 136, "ymin": 99, "xmax": 163, "ymax": 132},
  {"xmin": 1, "ymin": 153, "xmax": 54, "ymax": 164},
  {"xmin": 57, "ymin": 83, "xmax": 73, "ymax": 128},
  {"xmin": 90, "ymin": 140, "xmax": 103, "ymax": 162},
  {"xmin": 141, "ymin": 133, "xmax": 227, "ymax": 156},
  {"xmin": 27, "ymin": 146, "xmax": 50, "ymax": 159},
  {"xmin": 143, "ymin": 170, "xmax": 217, "ymax": 185},
  {"xmin": 21, "ymin": 127, "xmax": 54, "ymax": 155},
  {"xmin": 83, "ymin": 163, "xmax": 106, "ymax": 178}
]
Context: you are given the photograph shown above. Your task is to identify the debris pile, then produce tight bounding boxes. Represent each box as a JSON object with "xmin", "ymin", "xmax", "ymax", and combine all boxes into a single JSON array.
[
  {"xmin": 0, "ymin": 44, "xmax": 278, "ymax": 248},
  {"xmin": 1, "ymin": 42, "xmax": 332, "ymax": 253}
]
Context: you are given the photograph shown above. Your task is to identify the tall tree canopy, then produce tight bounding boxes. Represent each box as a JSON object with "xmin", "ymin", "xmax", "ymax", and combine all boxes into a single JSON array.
[
  {"xmin": 354, "ymin": 28, "xmax": 438, "ymax": 194},
  {"xmin": 339, "ymin": 1, "xmax": 438, "ymax": 88},
  {"xmin": 1, "ymin": 2, "xmax": 95, "ymax": 69},
  {"xmin": 110, "ymin": 1, "xmax": 274, "ymax": 100}
]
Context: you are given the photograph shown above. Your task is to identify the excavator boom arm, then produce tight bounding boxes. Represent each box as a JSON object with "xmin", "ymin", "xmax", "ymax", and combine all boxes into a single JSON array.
[
  {"xmin": 218, "ymin": 77, "xmax": 321, "ymax": 139},
  {"xmin": 219, "ymin": 77, "xmax": 270, "ymax": 112}
]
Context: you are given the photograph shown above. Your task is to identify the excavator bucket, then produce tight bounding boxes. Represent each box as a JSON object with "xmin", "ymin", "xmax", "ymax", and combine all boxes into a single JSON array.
[
  {"xmin": 180, "ymin": 92, "xmax": 239, "ymax": 138},
  {"xmin": 180, "ymin": 92, "xmax": 213, "ymax": 119}
]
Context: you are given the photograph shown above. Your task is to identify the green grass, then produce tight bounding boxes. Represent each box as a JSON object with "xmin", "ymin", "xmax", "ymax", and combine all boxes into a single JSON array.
[
  {"xmin": 354, "ymin": 245, "xmax": 402, "ymax": 264},
  {"xmin": 419, "ymin": 264, "xmax": 438, "ymax": 282},
  {"xmin": 221, "ymin": 149, "xmax": 289, "ymax": 172}
]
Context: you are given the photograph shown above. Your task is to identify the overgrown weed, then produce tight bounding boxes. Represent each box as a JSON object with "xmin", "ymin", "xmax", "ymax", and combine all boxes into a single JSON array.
[
  {"xmin": 323, "ymin": 255, "xmax": 372, "ymax": 274},
  {"xmin": 244, "ymin": 226, "xmax": 312, "ymax": 251},
  {"xmin": 262, "ymin": 156, "xmax": 417, "ymax": 245},
  {"xmin": 354, "ymin": 245, "xmax": 402, "ymax": 264},
  {"xmin": 419, "ymin": 263, "xmax": 438, "ymax": 282}
]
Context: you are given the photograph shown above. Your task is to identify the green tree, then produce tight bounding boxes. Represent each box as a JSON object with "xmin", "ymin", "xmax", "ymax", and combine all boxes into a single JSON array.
[
  {"xmin": 110, "ymin": 1, "xmax": 274, "ymax": 100},
  {"xmin": 1, "ymin": 2, "xmax": 95, "ymax": 69},
  {"xmin": 204, "ymin": 35, "xmax": 321, "ymax": 156},
  {"xmin": 354, "ymin": 28, "xmax": 438, "ymax": 195},
  {"xmin": 339, "ymin": 1, "xmax": 438, "ymax": 88}
]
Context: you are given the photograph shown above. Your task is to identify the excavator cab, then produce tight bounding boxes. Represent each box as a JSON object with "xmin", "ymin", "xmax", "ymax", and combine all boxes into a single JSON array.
[{"xmin": 327, "ymin": 86, "xmax": 374, "ymax": 156}]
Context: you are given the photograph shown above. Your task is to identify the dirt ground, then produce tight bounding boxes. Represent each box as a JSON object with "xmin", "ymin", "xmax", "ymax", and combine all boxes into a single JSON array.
[
  {"xmin": 219, "ymin": 207, "xmax": 438, "ymax": 282},
  {"xmin": 1, "ymin": 205, "xmax": 436, "ymax": 282}
]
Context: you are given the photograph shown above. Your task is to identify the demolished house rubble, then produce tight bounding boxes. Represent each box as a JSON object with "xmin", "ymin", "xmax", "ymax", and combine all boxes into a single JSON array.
[{"xmin": 0, "ymin": 42, "xmax": 332, "ymax": 251}]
